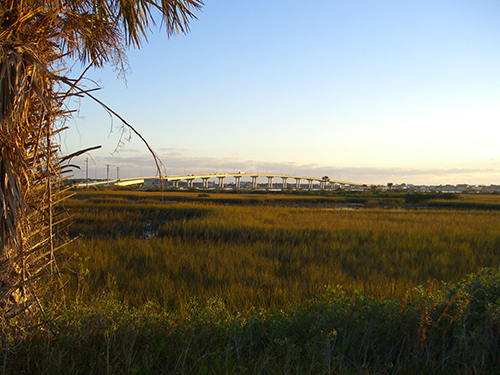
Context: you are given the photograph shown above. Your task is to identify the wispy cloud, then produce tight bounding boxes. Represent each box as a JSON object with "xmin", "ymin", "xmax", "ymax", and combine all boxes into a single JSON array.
[{"xmin": 69, "ymin": 152, "xmax": 500, "ymax": 185}]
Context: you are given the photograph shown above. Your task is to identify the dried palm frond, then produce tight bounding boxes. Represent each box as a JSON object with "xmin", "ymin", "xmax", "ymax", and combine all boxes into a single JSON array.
[
  {"xmin": 1, "ymin": 2, "xmax": 70, "ymax": 326},
  {"xmin": 1, "ymin": 0, "xmax": 203, "ymax": 328}
]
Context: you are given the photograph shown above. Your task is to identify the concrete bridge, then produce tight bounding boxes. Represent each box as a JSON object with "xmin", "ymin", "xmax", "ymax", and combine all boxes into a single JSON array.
[
  {"xmin": 155, "ymin": 173, "xmax": 361, "ymax": 190},
  {"xmin": 77, "ymin": 172, "xmax": 363, "ymax": 190}
]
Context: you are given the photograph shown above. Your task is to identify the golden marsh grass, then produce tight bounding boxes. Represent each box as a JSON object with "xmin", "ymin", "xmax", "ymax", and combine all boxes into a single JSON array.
[{"xmin": 62, "ymin": 192, "xmax": 500, "ymax": 313}]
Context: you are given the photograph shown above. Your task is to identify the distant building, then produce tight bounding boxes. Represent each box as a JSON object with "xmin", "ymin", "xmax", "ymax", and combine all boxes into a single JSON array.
[{"xmin": 416, "ymin": 186, "xmax": 431, "ymax": 192}]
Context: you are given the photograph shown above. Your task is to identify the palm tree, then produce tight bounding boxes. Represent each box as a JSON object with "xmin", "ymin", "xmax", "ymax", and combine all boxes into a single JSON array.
[{"xmin": 0, "ymin": 0, "xmax": 203, "ymax": 322}]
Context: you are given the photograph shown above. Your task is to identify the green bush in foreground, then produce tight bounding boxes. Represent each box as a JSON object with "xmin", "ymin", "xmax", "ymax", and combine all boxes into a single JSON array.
[{"xmin": 3, "ymin": 268, "xmax": 500, "ymax": 374}]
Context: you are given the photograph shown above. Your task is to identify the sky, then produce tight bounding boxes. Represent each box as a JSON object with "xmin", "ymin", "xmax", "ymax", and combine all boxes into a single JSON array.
[{"xmin": 63, "ymin": 0, "xmax": 500, "ymax": 185}]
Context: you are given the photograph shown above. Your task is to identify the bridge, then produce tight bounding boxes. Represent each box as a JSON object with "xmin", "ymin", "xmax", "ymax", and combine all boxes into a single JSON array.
[{"xmin": 76, "ymin": 172, "xmax": 363, "ymax": 190}]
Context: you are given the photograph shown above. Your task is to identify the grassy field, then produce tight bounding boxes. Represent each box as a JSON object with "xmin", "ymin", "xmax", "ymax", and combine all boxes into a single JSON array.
[
  {"xmin": 59, "ymin": 190, "xmax": 500, "ymax": 313},
  {"xmin": 5, "ymin": 190, "xmax": 500, "ymax": 374}
]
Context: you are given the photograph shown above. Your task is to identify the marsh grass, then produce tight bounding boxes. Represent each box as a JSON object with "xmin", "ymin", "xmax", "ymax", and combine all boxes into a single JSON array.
[
  {"xmin": 60, "ymin": 192, "xmax": 500, "ymax": 313},
  {"xmin": 5, "ymin": 191, "xmax": 500, "ymax": 374},
  {"xmin": 5, "ymin": 268, "xmax": 500, "ymax": 374}
]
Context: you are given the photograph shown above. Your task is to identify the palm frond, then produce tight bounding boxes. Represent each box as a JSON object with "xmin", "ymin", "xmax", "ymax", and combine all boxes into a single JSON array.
[{"xmin": 1, "ymin": 0, "xmax": 202, "ymax": 327}]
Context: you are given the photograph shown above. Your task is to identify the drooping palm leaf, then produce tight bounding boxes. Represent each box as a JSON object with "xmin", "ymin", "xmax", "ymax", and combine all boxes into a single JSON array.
[{"xmin": 1, "ymin": 0, "xmax": 203, "ymax": 325}]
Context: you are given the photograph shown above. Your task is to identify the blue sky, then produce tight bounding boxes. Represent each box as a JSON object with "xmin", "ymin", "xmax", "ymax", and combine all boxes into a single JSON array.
[{"xmin": 64, "ymin": 0, "xmax": 500, "ymax": 185}]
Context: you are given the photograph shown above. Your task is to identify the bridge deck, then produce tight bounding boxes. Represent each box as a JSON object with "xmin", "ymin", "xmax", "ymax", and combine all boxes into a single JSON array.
[{"xmin": 76, "ymin": 173, "xmax": 363, "ymax": 188}]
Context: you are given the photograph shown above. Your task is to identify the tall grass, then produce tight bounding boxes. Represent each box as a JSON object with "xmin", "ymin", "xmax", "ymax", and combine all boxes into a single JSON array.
[
  {"xmin": 4, "ymin": 191, "xmax": 500, "ymax": 374},
  {"xmin": 60, "ymin": 193, "xmax": 500, "ymax": 313},
  {"xmin": 5, "ymin": 268, "xmax": 500, "ymax": 374}
]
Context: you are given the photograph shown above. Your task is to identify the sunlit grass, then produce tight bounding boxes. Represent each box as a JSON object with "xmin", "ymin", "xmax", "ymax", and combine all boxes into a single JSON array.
[
  {"xmin": 61, "ymin": 192, "xmax": 500, "ymax": 313},
  {"xmin": 5, "ymin": 191, "xmax": 500, "ymax": 374}
]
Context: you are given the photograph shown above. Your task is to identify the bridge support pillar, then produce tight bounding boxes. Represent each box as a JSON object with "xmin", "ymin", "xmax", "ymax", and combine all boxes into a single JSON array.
[
  {"xmin": 295, "ymin": 178, "xmax": 301, "ymax": 190},
  {"xmin": 235, "ymin": 176, "xmax": 241, "ymax": 189},
  {"xmin": 282, "ymin": 177, "xmax": 288, "ymax": 189},
  {"xmin": 202, "ymin": 177, "xmax": 209, "ymax": 189},
  {"xmin": 308, "ymin": 179, "xmax": 314, "ymax": 190},
  {"xmin": 267, "ymin": 176, "xmax": 273, "ymax": 189},
  {"xmin": 218, "ymin": 176, "xmax": 225, "ymax": 188},
  {"xmin": 172, "ymin": 180, "xmax": 180, "ymax": 188},
  {"xmin": 251, "ymin": 176, "xmax": 258, "ymax": 189}
]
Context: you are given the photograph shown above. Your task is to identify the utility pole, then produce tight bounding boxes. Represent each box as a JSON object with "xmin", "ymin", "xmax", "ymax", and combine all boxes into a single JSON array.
[
  {"xmin": 85, "ymin": 158, "xmax": 89, "ymax": 188},
  {"xmin": 117, "ymin": 167, "xmax": 120, "ymax": 181},
  {"xmin": 106, "ymin": 165, "xmax": 110, "ymax": 186}
]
